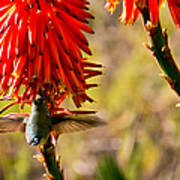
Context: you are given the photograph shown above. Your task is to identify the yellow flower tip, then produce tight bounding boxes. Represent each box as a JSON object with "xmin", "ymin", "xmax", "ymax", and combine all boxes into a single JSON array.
[
  {"xmin": 110, "ymin": 8, "xmax": 115, "ymax": 15},
  {"xmin": 159, "ymin": 0, "xmax": 166, "ymax": 8},
  {"xmin": 159, "ymin": 2, "xmax": 165, "ymax": 8},
  {"xmin": 105, "ymin": 0, "xmax": 119, "ymax": 14},
  {"xmin": 12, "ymin": 72, "xmax": 19, "ymax": 78}
]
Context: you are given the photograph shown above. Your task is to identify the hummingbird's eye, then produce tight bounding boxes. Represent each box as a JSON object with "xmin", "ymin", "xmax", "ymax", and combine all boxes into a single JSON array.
[{"xmin": 34, "ymin": 95, "xmax": 44, "ymax": 106}]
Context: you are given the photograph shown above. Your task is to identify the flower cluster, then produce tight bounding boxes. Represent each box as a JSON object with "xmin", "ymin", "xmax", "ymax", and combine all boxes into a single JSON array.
[
  {"xmin": 105, "ymin": 0, "xmax": 180, "ymax": 28},
  {"xmin": 0, "ymin": 0, "xmax": 101, "ymax": 108}
]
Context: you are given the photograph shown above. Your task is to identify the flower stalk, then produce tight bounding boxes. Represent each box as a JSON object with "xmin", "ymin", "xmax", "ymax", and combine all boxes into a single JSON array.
[
  {"xmin": 140, "ymin": 7, "xmax": 180, "ymax": 95},
  {"xmin": 37, "ymin": 136, "xmax": 63, "ymax": 180}
]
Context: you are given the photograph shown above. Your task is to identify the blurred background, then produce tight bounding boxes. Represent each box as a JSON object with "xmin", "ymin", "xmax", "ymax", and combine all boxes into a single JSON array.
[{"xmin": 0, "ymin": 0, "xmax": 180, "ymax": 179}]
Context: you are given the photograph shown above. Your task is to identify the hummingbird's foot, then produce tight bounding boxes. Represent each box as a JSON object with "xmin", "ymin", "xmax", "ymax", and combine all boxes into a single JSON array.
[
  {"xmin": 57, "ymin": 153, "xmax": 61, "ymax": 168},
  {"xmin": 43, "ymin": 173, "xmax": 55, "ymax": 180},
  {"xmin": 33, "ymin": 154, "xmax": 45, "ymax": 163},
  {"xmin": 36, "ymin": 145, "xmax": 44, "ymax": 153}
]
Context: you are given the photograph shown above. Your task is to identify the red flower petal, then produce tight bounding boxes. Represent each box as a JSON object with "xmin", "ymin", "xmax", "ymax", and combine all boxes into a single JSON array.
[
  {"xmin": 148, "ymin": 0, "xmax": 159, "ymax": 25},
  {"xmin": 120, "ymin": 0, "xmax": 134, "ymax": 24},
  {"xmin": 167, "ymin": 0, "xmax": 180, "ymax": 29}
]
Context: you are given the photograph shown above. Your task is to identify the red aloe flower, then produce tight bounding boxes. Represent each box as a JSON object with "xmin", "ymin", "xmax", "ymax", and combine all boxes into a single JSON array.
[
  {"xmin": 0, "ymin": 0, "xmax": 101, "ymax": 108},
  {"xmin": 105, "ymin": 0, "xmax": 180, "ymax": 28},
  {"xmin": 105, "ymin": 0, "xmax": 162, "ymax": 25}
]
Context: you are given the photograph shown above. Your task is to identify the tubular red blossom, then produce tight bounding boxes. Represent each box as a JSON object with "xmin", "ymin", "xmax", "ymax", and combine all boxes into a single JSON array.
[
  {"xmin": 120, "ymin": 0, "xmax": 139, "ymax": 24},
  {"xmin": 148, "ymin": 0, "xmax": 159, "ymax": 25},
  {"xmin": 105, "ymin": 0, "xmax": 180, "ymax": 28},
  {"xmin": 123, "ymin": 0, "xmax": 161, "ymax": 25},
  {"xmin": 167, "ymin": 0, "xmax": 180, "ymax": 29},
  {"xmin": 105, "ymin": 0, "xmax": 160, "ymax": 25},
  {"xmin": 0, "ymin": 0, "xmax": 101, "ymax": 108}
]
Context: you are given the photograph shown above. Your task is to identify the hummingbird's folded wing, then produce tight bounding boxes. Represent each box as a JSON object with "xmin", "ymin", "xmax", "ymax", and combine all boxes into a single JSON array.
[
  {"xmin": 52, "ymin": 115, "xmax": 106, "ymax": 135},
  {"xmin": 0, "ymin": 117, "xmax": 25, "ymax": 133}
]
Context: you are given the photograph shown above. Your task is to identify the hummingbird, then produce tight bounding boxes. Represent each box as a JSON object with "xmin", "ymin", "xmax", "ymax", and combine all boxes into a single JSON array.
[
  {"xmin": 0, "ymin": 96, "xmax": 105, "ymax": 146},
  {"xmin": 25, "ymin": 95, "xmax": 52, "ymax": 146}
]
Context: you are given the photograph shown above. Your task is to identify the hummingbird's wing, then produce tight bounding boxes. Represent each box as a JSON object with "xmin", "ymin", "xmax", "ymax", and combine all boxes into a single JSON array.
[
  {"xmin": 0, "ymin": 116, "xmax": 25, "ymax": 133},
  {"xmin": 52, "ymin": 115, "xmax": 106, "ymax": 135}
]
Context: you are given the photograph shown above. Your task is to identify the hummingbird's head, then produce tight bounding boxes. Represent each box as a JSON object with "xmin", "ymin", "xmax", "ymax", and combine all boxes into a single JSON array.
[
  {"xmin": 32, "ymin": 95, "xmax": 48, "ymax": 112},
  {"xmin": 29, "ymin": 135, "xmax": 41, "ymax": 146}
]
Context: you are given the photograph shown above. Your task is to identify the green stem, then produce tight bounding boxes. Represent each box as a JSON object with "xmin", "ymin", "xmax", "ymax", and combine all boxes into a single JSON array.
[
  {"xmin": 140, "ymin": 8, "xmax": 180, "ymax": 95},
  {"xmin": 39, "ymin": 136, "xmax": 62, "ymax": 180}
]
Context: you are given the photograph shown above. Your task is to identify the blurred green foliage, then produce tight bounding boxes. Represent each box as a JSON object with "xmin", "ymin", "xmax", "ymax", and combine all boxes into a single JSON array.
[
  {"xmin": 1, "ymin": 1, "xmax": 180, "ymax": 180},
  {"xmin": 95, "ymin": 155, "xmax": 126, "ymax": 180}
]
